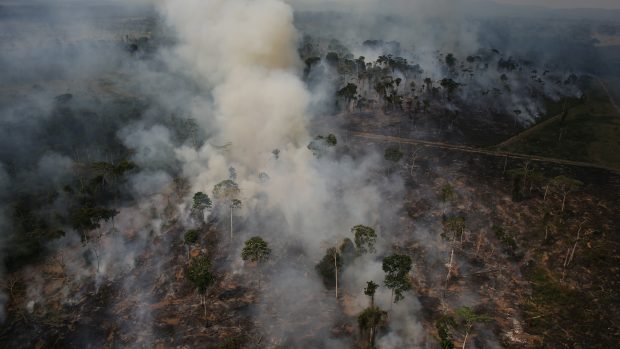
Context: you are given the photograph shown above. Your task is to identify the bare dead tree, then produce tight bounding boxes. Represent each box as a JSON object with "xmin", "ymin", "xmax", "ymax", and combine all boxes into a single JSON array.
[{"xmin": 567, "ymin": 219, "xmax": 588, "ymax": 267}]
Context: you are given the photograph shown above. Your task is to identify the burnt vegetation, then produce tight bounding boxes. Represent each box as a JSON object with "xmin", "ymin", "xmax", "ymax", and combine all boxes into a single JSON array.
[{"xmin": 1, "ymin": 2, "xmax": 620, "ymax": 349}]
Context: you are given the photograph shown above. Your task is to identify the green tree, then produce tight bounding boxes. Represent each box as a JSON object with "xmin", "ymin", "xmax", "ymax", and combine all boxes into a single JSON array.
[
  {"xmin": 455, "ymin": 307, "xmax": 490, "ymax": 349},
  {"xmin": 184, "ymin": 229, "xmax": 199, "ymax": 260},
  {"xmin": 316, "ymin": 246, "xmax": 342, "ymax": 298},
  {"xmin": 308, "ymin": 134, "xmax": 338, "ymax": 157},
  {"xmin": 358, "ymin": 306, "xmax": 388, "ymax": 349},
  {"xmin": 192, "ymin": 192, "xmax": 212, "ymax": 222},
  {"xmin": 241, "ymin": 236, "xmax": 271, "ymax": 287},
  {"xmin": 213, "ymin": 180, "xmax": 241, "ymax": 240},
  {"xmin": 337, "ymin": 83, "xmax": 358, "ymax": 113},
  {"xmin": 352, "ymin": 225, "xmax": 377, "ymax": 254},
  {"xmin": 192, "ymin": 192, "xmax": 212, "ymax": 211},
  {"xmin": 436, "ymin": 316, "xmax": 456, "ymax": 349},
  {"xmin": 382, "ymin": 254, "xmax": 412, "ymax": 306},
  {"xmin": 187, "ymin": 255, "xmax": 215, "ymax": 318},
  {"xmin": 69, "ymin": 206, "xmax": 118, "ymax": 243},
  {"xmin": 364, "ymin": 281, "xmax": 379, "ymax": 308},
  {"xmin": 69, "ymin": 205, "xmax": 118, "ymax": 273},
  {"xmin": 213, "ymin": 179, "xmax": 240, "ymax": 199}
]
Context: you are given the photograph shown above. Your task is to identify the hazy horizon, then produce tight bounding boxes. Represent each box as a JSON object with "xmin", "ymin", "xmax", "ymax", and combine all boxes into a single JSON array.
[{"xmin": 492, "ymin": 0, "xmax": 620, "ymax": 9}]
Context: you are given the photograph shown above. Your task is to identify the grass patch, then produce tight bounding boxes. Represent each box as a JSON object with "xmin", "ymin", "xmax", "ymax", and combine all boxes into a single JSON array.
[
  {"xmin": 525, "ymin": 267, "xmax": 584, "ymax": 337},
  {"xmin": 524, "ymin": 266, "xmax": 620, "ymax": 347},
  {"xmin": 499, "ymin": 77, "xmax": 620, "ymax": 170}
]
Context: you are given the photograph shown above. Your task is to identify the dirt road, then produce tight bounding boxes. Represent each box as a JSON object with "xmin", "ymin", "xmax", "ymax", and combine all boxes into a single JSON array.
[{"xmin": 350, "ymin": 131, "xmax": 620, "ymax": 174}]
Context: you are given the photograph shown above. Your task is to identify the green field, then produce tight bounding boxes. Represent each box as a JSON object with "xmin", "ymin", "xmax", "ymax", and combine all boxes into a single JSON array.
[{"xmin": 497, "ymin": 77, "xmax": 620, "ymax": 170}]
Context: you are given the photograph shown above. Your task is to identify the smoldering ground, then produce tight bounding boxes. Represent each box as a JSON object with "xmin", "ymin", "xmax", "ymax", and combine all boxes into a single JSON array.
[{"xmin": 1, "ymin": 0, "xmax": 616, "ymax": 348}]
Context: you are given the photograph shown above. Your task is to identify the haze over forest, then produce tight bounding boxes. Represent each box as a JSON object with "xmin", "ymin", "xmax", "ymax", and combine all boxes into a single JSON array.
[{"xmin": 0, "ymin": 0, "xmax": 619, "ymax": 348}]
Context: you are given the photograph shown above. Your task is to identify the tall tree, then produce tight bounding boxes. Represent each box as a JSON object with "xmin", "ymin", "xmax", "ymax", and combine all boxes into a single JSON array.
[
  {"xmin": 382, "ymin": 254, "xmax": 413, "ymax": 307},
  {"xmin": 358, "ymin": 306, "xmax": 387, "ymax": 349},
  {"xmin": 315, "ymin": 246, "xmax": 342, "ymax": 299},
  {"xmin": 352, "ymin": 225, "xmax": 377, "ymax": 254},
  {"xmin": 187, "ymin": 255, "xmax": 214, "ymax": 318},
  {"xmin": 241, "ymin": 236, "xmax": 271, "ymax": 287},
  {"xmin": 364, "ymin": 281, "xmax": 379, "ymax": 308},
  {"xmin": 229, "ymin": 199, "xmax": 242, "ymax": 241},
  {"xmin": 337, "ymin": 83, "xmax": 358, "ymax": 113},
  {"xmin": 213, "ymin": 180, "xmax": 241, "ymax": 240},
  {"xmin": 184, "ymin": 229, "xmax": 199, "ymax": 261},
  {"xmin": 192, "ymin": 191, "xmax": 212, "ymax": 223}
]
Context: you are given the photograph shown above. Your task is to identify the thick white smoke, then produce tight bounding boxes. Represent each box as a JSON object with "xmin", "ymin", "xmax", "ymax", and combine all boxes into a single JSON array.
[
  {"xmin": 160, "ymin": 0, "xmax": 312, "ymax": 183},
  {"xmin": 155, "ymin": 0, "xmax": 416, "ymax": 346}
]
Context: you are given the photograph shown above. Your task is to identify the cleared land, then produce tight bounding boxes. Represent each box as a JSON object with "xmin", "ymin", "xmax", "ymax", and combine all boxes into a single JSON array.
[{"xmin": 496, "ymin": 77, "xmax": 620, "ymax": 171}]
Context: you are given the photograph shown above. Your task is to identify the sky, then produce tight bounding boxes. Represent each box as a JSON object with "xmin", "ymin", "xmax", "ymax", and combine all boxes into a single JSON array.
[
  {"xmin": 493, "ymin": 0, "xmax": 620, "ymax": 9},
  {"xmin": 287, "ymin": 0, "xmax": 620, "ymax": 12}
]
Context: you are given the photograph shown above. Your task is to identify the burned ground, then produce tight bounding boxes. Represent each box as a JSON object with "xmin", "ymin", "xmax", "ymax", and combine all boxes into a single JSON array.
[{"xmin": 2, "ymin": 131, "xmax": 618, "ymax": 348}]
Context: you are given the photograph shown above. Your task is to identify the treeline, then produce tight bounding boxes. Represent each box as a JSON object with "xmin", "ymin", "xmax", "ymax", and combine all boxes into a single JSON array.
[{"xmin": 300, "ymin": 37, "xmax": 581, "ymax": 122}]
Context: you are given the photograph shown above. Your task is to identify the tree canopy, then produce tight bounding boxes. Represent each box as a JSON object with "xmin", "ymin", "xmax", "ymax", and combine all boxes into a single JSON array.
[
  {"xmin": 352, "ymin": 225, "xmax": 377, "ymax": 254},
  {"xmin": 316, "ymin": 246, "xmax": 343, "ymax": 288},
  {"xmin": 241, "ymin": 236, "xmax": 271, "ymax": 264},
  {"xmin": 382, "ymin": 254, "xmax": 413, "ymax": 303},
  {"xmin": 364, "ymin": 281, "xmax": 379, "ymax": 299},
  {"xmin": 187, "ymin": 255, "xmax": 214, "ymax": 294},
  {"xmin": 184, "ymin": 229, "xmax": 199, "ymax": 244},
  {"xmin": 192, "ymin": 192, "xmax": 212, "ymax": 212},
  {"xmin": 213, "ymin": 180, "xmax": 240, "ymax": 200}
]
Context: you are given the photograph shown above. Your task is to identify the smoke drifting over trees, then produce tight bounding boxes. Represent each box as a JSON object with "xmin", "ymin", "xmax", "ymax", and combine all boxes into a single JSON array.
[{"xmin": 1, "ymin": 0, "xmax": 619, "ymax": 347}]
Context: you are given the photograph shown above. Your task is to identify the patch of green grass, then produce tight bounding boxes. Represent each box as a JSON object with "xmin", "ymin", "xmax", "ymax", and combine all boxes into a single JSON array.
[
  {"xmin": 542, "ymin": 95, "xmax": 583, "ymax": 120},
  {"xmin": 523, "ymin": 266, "xmax": 620, "ymax": 347},
  {"xmin": 529, "ymin": 268, "xmax": 580, "ymax": 305},
  {"xmin": 500, "ymin": 78, "xmax": 620, "ymax": 170},
  {"xmin": 525, "ymin": 267, "xmax": 584, "ymax": 334}
]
